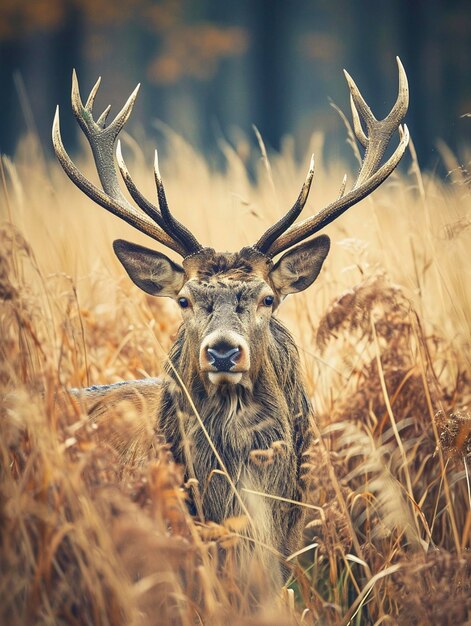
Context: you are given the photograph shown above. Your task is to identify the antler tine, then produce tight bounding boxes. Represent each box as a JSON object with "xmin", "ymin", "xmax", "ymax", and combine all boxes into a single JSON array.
[
  {"xmin": 115, "ymin": 140, "xmax": 203, "ymax": 253},
  {"xmin": 258, "ymin": 58, "xmax": 409, "ymax": 258},
  {"xmin": 253, "ymin": 154, "xmax": 315, "ymax": 254},
  {"xmin": 389, "ymin": 57, "xmax": 409, "ymax": 125},
  {"xmin": 97, "ymin": 105, "xmax": 112, "ymax": 129},
  {"xmin": 52, "ymin": 106, "xmax": 186, "ymax": 255},
  {"xmin": 84, "ymin": 75, "xmax": 101, "ymax": 111},
  {"xmin": 115, "ymin": 139, "xmax": 166, "ymax": 228},
  {"xmin": 349, "ymin": 95, "xmax": 368, "ymax": 148},
  {"xmin": 338, "ymin": 174, "xmax": 347, "ymax": 199},
  {"xmin": 154, "ymin": 149, "xmax": 203, "ymax": 252},
  {"xmin": 53, "ymin": 71, "xmax": 205, "ymax": 257}
]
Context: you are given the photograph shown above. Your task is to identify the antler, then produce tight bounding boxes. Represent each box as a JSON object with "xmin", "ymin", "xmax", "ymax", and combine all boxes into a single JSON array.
[
  {"xmin": 52, "ymin": 71, "xmax": 203, "ymax": 258},
  {"xmin": 254, "ymin": 57, "xmax": 409, "ymax": 257}
]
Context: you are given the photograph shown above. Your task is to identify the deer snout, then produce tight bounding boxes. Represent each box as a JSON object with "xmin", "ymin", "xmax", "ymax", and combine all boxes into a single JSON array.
[
  {"xmin": 199, "ymin": 332, "xmax": 250, "ymax": 384},
  {"xmin": 206, "ymin": 346, "xmax": 241, "ymax": 371}
]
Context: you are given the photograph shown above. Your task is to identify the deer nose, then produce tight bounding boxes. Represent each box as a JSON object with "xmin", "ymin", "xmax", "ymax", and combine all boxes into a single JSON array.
[
  {"xmin": 206, "ymin": 345, "xmax": 241, "ymax": 371},
  {"xmin": 200, "ymin": 331, "xmax": 250, "ymax": 375}
]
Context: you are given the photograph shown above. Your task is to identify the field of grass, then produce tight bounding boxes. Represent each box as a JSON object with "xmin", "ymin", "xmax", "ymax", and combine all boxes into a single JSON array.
[{"xmin": 1, "ymin": 121, "xmax": 470, "ymax": 625}]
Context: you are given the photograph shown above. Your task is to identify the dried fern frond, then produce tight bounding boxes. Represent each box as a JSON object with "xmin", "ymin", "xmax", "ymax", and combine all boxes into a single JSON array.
[
  {"xmin": 390, "ymin": 550, "xmax": 471, "ymax": 626},
  {"xmin": 316, "ymin": 273, "xmax": 410, "ymax": 351}
]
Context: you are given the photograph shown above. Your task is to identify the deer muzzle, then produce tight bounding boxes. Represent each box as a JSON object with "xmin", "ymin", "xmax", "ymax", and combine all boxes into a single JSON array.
[{"xmin": 199, "ymin": 331, "xmax": 250, "ymax": 385}]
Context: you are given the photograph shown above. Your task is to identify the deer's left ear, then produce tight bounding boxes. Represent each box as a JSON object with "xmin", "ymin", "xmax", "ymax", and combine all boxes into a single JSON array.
[
  {"xmin": 269, "ymin": 235, "xmax": 330, "ymax": 296},
  {"xmin": 113, "ymin": 239, "xmax": 185, "ymax": 297}
]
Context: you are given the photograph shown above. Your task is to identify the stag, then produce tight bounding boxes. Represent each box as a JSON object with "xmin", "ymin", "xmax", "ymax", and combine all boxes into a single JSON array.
[{"xmin": 52, "ymin": 59, "xmax": 409, "ymax": 586}]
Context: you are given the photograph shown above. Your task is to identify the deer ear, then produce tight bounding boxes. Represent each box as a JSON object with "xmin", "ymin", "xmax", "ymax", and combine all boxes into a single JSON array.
[
  {"xmin": 113, "ymin": 239, "xmax": 185, "ymax": 297},
  {"xmin": 269, "ymin": 235, "xmax": 330, "ymax": 296}
]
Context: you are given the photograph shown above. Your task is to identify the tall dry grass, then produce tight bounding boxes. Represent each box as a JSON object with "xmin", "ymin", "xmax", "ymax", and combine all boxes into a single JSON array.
[{"xmin": 1, "ymin": 120, "xmax": 470, "ymax": 625}]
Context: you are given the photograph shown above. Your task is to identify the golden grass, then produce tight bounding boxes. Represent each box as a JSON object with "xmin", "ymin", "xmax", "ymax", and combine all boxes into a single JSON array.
[{"xmin": 1, "ymin": 125, "xmax": 470, "ymax": 625}]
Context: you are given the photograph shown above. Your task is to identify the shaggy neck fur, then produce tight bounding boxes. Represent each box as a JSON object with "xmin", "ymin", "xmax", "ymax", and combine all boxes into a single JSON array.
[{"xmin": 157, "ymin": 315, "xmax": 312, "ymax": 563}]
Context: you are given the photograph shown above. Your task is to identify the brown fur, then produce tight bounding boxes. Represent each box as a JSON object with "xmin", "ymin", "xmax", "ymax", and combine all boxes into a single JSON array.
[{"xmin": 78, "ymin": 242, "xmax": 330, "ymax": 586}]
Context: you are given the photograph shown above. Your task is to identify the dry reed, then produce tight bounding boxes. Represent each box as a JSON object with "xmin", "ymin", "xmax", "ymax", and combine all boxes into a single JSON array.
[{"xmin": 1, "ymin": 122, "xmax": 470, "ymax": 624}]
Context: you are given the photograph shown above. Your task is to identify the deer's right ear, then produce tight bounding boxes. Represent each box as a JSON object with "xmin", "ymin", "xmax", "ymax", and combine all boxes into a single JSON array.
[
  {"xmin": 113, "ymin": 239, "xmax": 185, "ymax": 297},
  {"xmin": 269, "ymin": 235, "xmax": 330, "ymax": 296}
]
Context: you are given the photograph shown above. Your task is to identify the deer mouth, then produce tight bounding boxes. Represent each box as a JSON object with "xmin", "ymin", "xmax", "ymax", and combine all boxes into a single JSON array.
[{"xmin": 207, "ymin": 372, "xmax": 244, "ymax": 385}]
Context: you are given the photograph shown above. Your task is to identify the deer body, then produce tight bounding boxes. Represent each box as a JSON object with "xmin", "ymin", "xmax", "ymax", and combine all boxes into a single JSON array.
[
  {"xmin": 158, "ymin": 257, "xmax": 312, "ymax": 557},
  {"xmin": 54, "ymin": 59, "xmax": 409, "ymax": 583},
  {"xmin": 161, "ymin": 322, "xmax": 308, "ymax": 551}
]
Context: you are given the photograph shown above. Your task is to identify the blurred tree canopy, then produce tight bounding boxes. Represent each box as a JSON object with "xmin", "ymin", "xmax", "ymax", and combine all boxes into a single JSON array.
[{"xmin": 0, "ymin": 0, "xmax": 469, "ymax": 170}]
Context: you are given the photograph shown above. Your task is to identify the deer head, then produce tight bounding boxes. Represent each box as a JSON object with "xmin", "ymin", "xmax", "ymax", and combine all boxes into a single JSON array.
[{"xmin": 52, "ymin": 59, "xmax": 409, "ymax": 389}]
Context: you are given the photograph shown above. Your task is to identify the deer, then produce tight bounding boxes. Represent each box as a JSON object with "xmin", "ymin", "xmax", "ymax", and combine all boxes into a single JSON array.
[{"xmin": 52, "ymin": 58, "xmax": 409, "ymax": 588}]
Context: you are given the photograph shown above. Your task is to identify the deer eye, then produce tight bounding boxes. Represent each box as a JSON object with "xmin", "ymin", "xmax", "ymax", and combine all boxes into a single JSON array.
[
  {"xmin": 178, "ymin": 297, "xmax": 190, "ymax": 309},
  {"xmin": 262, "ymin": 295, "xmax": 274, "ymax": 307}
]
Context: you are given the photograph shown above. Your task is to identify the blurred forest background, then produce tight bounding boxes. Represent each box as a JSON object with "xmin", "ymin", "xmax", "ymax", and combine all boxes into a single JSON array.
[{"xmin": 0, "ymin": 0, "xmax": 470, "ymax": 170}]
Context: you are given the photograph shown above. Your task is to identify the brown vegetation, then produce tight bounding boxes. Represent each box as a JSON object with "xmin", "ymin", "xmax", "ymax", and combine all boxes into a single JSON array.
[{"xmin": 0, "ymin": 128, "xmax": 470, "ymax": 624}]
